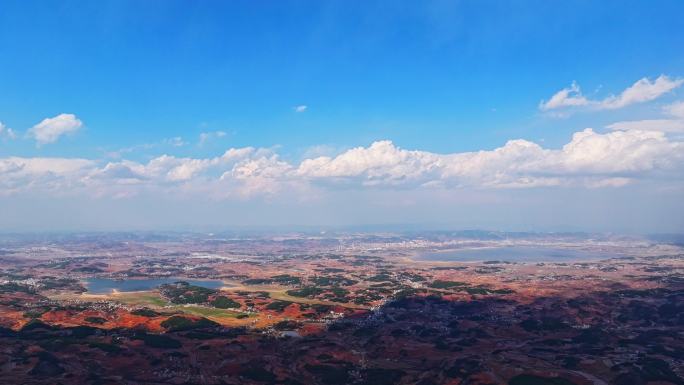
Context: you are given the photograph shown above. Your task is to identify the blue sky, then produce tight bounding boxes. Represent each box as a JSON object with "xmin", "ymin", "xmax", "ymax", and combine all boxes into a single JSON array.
[
  {"xmin": 1, "ymin": 1, "xmax": 684, "ymax": 232},
  {"xmin": 2, "ymin": 0, "xmax": 682, "ymax": 157}
]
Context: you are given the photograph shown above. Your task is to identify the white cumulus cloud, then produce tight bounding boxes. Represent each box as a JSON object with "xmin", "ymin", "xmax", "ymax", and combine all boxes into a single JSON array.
[
  {"xmin": 539, "ymin": 81, "xmax": 590, "ymax": 111},
  {"xmin": 600, "ymin": 75, "xmax": 684, "ymax": 109},
  {"xmin": 28, "ymin": 113, "xmax": 83, "ymax": 145},
  {"xmin": 540, "ymin": 75, "xmax": 683, "ymax": 113}
]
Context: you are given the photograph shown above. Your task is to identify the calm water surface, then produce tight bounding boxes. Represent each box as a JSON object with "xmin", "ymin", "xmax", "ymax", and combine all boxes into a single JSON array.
[
  {"xmin": 414, "ymin": 246, "xmax": 623, "ymax": 262},
  {"xmin": 83, "ymin": 277, "xmax": 227, "ymax": 294}
]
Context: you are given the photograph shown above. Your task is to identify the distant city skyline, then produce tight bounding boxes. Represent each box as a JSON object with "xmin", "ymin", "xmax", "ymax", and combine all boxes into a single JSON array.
[{"xmin": 1, "ymin": 1, "xmax": 683, "ymax": 233}]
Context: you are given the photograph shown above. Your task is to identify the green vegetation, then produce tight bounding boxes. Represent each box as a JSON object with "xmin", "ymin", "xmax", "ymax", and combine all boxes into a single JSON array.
[
  {"xmin": 491, "ymin": 288, "xmax": 515, "ymax": 294},
  {"xmin": 311, "ymin": 304, "xmax": 333, "ymax": 313},
  {"xmin": 393, "ymin": 288, "xmax": 420, "ymax": 300},
  {"xmin": 159, "ymin": 281, "xmax": 216, "ymax": 304},
  {"xmin": 40, "ymin": 277, "xmax": 83, "ymax": 290},
  {"xmin": 0, "ymin": 283, "xmax": 35, "ymax": 294},
  {"xmin": 270, "ymin": 274, "xmax": 302, "ymax": 285},
  {"xmin": 274, "ymin": 320, "xmax": 300, "ymax": 330},
  {"xmin": 72, "ymin": 266, "xmax": 104, "ymax": 273},
  {"xmin": 23, "ymin": 308, "xmax": 49, "ymax": 319},
  {"xmin": 242, "ymin": 278, "xmax": 274, "ymax": 285},
  {"xmin": 465, "ymin": 287, "xmax": 490, "ymax": 295},
  {"xmin": 131, "ymin": 308, "xmax": 160, "ymax": 317},
  {"xmin": 399, "ymin": 273, "xmax": 426, "ymax": 282},
  {"xmin": 161, "ymin": 315, "xmax": 219, "ymax": 331},
  {"xmin": 21, "ymin": 319, "xmax": 54, "ymax": 331},
  {"xmin": 286, "ymin": 286, "xmax": 325, "ymax": 298},
  {"xmin": 368, "ymin": 273, "xmax": 392, "ymax": 282},
  {"xmin": 330, "ymin": 287, "xmax": 349, "ymax": 297},
  {"xmin": 265, "ymin": 300, "xmax": 293, "ymax": 311},
  {"xmin": 311, "ymin": 276, "xmax": 357, "ymax": 286},
  {"xmin": 322, "ymin": 286, "xmax": 351, "ymax": 303},
  {"xmin": 141, "ymin": 333, "xmax": 182, "ymax": 349},
  {"xmin": 84, "ymin": 316, "xmax": 107, "ymax": 324},
  {"xmin": 353, "ymin": 289, "xmax": 384, "ymax": 305},
  {"xmin": 211, "ymin": 296, "xmax": 240, "ymax": 309}
]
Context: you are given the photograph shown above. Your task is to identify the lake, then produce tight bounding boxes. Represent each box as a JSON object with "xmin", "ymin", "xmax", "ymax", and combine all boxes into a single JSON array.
[
  {"xmin": 413, "ymin": 246, "xmax": 624, "ymax": 262},
  {"xmin": 83, "ymin": 277, "xmax": 227, "ymax": 294}
]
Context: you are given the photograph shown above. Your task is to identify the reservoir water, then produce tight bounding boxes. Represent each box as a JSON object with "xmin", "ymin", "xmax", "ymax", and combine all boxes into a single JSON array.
[
  {"xmin": 83, "ymin": 277, "xmax": 227, "ymax": 294},
  {"xmin": 414, "ymin": 246, "xmax": 623, "ymax": 262}
]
